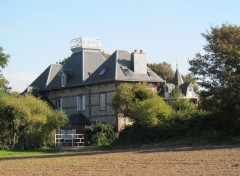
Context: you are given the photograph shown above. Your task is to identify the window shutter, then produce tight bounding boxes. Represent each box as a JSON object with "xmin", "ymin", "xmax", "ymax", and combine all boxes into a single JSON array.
[
  {"xmin": 82, "ymin": 95, "xmax": 85, "ymax": 111},
  {"xmin": 100, "ymin": 93, "xmax": 106, "ymax": 111},
  {"xmin": 77, "ymin": 96, "xmax": 80, "ymax": 111}
]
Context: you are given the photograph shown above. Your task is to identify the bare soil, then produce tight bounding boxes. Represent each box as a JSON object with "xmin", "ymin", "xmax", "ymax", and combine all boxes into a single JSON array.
[{"xmin": 0, "ymin": 145, "xmax": 240, "ymax": 176}]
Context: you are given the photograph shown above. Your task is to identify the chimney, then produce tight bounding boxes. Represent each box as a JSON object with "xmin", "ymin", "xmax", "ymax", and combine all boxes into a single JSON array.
[{"xmin": 131, "ymin": 50, "xmax": 147, "ymax": 74}]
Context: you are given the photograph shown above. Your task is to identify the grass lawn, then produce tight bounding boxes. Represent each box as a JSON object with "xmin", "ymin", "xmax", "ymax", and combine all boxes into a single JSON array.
[{"xmin": 0, "ymin": 148, "xmax": 62, "ymax": 157}]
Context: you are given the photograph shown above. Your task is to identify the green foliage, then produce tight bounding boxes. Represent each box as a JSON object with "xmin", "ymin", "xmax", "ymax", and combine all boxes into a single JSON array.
[
  {"xmin": 115, "ymin": 111, "xmax": 224, "ymax": 146},
  {"xmin": 182, "ymin": 73, "xmax": 199, "ymax": 92},
  {"xmin": 0, "ymin": 72, "xmax": 10, "ymax": 93},
  {"xmin": 100, "ymin": 50, "xmax": 110, "ymax": 59},
  {"xmin": 57, "ymin": 56, "xmax": 70, "ymax": 66},
  {"xmin": 112, "ymin": 83, "xmax": 172, "ymax": 127},
  {"xmin": 0, "ymin": 47, "xmax": 10, "ymax": 69},
  {"xmin": 189, "ymin": 24, "xmax": 240, "ymax": 120},
  {"xmin": 0, "ymin": 47, "xmax": 11, "ymax": 93},
  {"xmin": 168, "ymin": 98, "xmax": 196, "ymax": 112},
  {"xmin": 147, "ymin": 62, "xmax": 174, "ymax": 82},
  {"xmin": 169, "ymin": 86, "xmax": 184, "ymax": 98},
  {"xmin": 85, "ymin": 122, "xmax": 117, "ymax": 146},
  {"xmin": 112, "ymin": 84, "xmax": 134, "ymax": 117},
  {"xmin": 0, "ymin": 93, "xmax": 68, "ymax": 150},
  {"xmin": 131, "ymin": 97, "xmax": 172, "ymax": 126}
]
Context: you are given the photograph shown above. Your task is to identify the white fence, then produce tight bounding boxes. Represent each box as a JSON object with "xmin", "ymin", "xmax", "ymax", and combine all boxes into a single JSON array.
[{"xmin": 55, "ymin": 134, "xmax": 86, "ymax": 148}]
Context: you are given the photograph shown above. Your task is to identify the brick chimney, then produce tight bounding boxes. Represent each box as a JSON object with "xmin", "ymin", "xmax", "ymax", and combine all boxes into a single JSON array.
[{"xmin": 131, "ymin": 50, "xmax": 147, "ymax": 74}]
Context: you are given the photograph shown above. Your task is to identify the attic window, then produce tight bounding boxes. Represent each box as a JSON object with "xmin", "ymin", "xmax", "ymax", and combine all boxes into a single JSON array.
[
  {"xmin": 147, "ymin": 70, "xmax": 153, "ymax": 76},
  {"xmin": 121, "ymin": 66, "xmax": 131, "ymax": 76},
  {"xmin": 99, "ymin": 68, "xmax": 107, "ymax": 76},
  {"xmin": 59, "ymin": 69, "xmax": 72, "ymax": 76}
]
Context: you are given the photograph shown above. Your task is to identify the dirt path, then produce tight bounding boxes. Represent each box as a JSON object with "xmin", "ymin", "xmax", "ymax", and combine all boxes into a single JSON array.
[{"xmin": 0, "ymin": 145, "xmax": 240, "ymax": 176}]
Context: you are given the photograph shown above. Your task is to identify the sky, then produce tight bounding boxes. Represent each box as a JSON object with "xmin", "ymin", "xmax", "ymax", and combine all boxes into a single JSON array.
[{"xmin": 1, "ymin": 0, "xmax": 239, "ymax": 92}]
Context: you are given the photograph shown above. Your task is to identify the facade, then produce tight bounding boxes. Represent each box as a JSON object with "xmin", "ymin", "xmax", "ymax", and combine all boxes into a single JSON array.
[
  {"xmin": 163, "ymin": 68, "xmax": 198, "ymax": 99},
  {"xmin": 25, "ymin": 37, "xmax": 164, "ymax": 132}
]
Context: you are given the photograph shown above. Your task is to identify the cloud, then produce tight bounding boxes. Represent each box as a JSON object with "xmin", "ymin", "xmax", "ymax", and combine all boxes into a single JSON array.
[{"xmin": 3, "ymin": 71, "xmax": 38, "ymax": 93}]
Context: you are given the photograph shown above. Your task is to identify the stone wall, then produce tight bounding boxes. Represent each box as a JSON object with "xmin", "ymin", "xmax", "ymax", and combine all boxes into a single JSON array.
[
  {"xmin": 47, "ymin": 82, "xmax": 118, "ymax": 128},
  {"xmin": 46, "ymin": 81, "xmax": 159, "ymax": 131}
]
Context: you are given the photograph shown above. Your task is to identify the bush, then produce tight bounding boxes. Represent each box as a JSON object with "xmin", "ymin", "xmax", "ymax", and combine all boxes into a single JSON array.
[
  {"xmin": 0, "ymin": 93, "xmax": 68, "ymax": 150},
  {"xmin": 85, "ymin": 122, "xmax": 117, "ymax": 146},
  {"xmin": 112, "ymin": 83, "xmax": 172, "ymax": 126},
  {"xmin": 115, "ymin": 111, "xmax": 222, "ymax": 146}
]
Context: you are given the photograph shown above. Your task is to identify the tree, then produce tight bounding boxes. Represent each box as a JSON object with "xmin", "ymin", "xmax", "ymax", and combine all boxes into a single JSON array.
[
  {"xmin": 0, "ymin": 73, "xmax": 10, "ymax": 93},
  {"xmin": 189, "ymin": 24, "xmax": 240, "ymax": 118},
  {"xmin": 147, "ymin": 62, "xmax": 174, "ymax": 82},
  {"xmin": 0, "ymin": 47, "xmax": 10, "ymax": 93},
  {"xmin": 0, "ymin": 47, "xmax": 10, "ymax": 68},
  {"xmin": 182, "ymin": 73, "xmax": 199, "ymax": 92},
  {"xmin": 112, "ymin": 83, "xmax": 172, "ymax": 126},
  {"xmin": 169, "ymin": 86, "xmax": 184, "ymax": 98},
  {"xmin": 100, "ymin": 50, "xmax": 110, "ymax": 59},
  {"xmin": 0, "ymin": 93, "xmax": 68, "ymax": 150}
]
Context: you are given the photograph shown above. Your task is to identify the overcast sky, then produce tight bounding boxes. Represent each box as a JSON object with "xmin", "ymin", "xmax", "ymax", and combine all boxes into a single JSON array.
[{"xmin": 1, "ymin": 0, "xmax": 239, "ymax": 92}]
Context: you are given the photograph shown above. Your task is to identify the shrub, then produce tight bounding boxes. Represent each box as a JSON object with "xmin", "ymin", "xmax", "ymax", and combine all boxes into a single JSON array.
[
  {"xmin": 85, "ymin": 122, "xmax": 117, "ymax": 146},
  {"xmin": 0, "ymin": 93, "xmax": 68, "ymax": 150},
  {"xmin": 112, "ymin": 83, "xmax": 172, "ymax": 126}
]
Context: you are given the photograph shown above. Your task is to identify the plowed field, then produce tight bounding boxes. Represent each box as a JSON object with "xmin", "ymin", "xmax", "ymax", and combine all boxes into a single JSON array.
[{"xmin": 0, "ymin": 145, "xmax": 240, "ymax": 176}]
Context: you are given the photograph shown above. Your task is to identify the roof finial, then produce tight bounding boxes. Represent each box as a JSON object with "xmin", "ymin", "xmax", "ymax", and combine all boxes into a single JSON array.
[{"xmin": 176, "ymin": 59, "xmax": 178, "ymax": 70}]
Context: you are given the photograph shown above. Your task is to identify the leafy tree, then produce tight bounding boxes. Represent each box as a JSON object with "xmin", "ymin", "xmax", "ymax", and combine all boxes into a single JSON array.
[
  {"xmin": 182, "ymin": 73, "xmax": 199, "ymax": 92},
  {"xmin": 0, "ymin": 93, "xmax": 68, "ymax": 150},
  {"xmin": 168, "ymin": 98, "xmax": 196, "ymax": 112},
  {"xmin": 169, "ymin": 86, "xmax": 184, "ymax": 98},
  {"xmin": 189, "ymin": 24, "xmax": 240, "ymax": 118},
  {"xmin": 0, "ymin": 47, "xmax": 10, "ymax": 69},
  {"xmin": 85, "ymin": 122, "xmax": 117, "ymax": 146},
  {"xmin": 100, "ymin": 50, "xmax": 110, "ymax": 59},
  {"xmin": 0, "ymin": 47, "xmax": 11, "ymax": 93},
  {"xmin": 0, "ymin": 73, "xmax": 10, "ymax": 93},
  {"xmin": 57, "ymin": 56, "xmax": 70, "ymax": 66},
  {"xmin": 112, "ymin": 83, "xmax": 172, "ymax": 127},
  {"xmin": 147, "ymin": 62, "xmax": 174, "ymax": 82}
]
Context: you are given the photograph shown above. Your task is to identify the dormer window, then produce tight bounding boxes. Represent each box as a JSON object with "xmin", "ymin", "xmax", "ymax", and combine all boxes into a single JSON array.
[
  {"xmin": 147, "ymin": 70, "xmax": 153, "ymax": 76},
  {"xmin": 59, "ymin": 69, "xmax": 72, "ymax": 87},
  {"xmin": 165, "ymin": 87, "xmax": 169, "ymax": 92},
  {"xmin": 121, "ymin": 66, "xmax": 131, "ymax": 76}
]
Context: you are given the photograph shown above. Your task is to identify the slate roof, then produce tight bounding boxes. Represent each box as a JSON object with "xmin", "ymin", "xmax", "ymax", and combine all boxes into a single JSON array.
[
  {"xmin": 47, "ymin": 50, "xmax": 106, "ymax": 90},
  {"xmin": 180, "ymin": 82, "xmax": 190, "ymax": 96},
  {"xmin": 85, "ymin": 50, "xmax": 164, "ymax": 84},
  {"xmin": 25, "ymin": 49, "xmax": 164, "ymax": 92},
  {"xmin": 172, "ymin": 68, "xmax": 184, "ymax": 86},
  {"xmin": 23, "ymin": 64, "xmax": 62, "ymax": 93}
]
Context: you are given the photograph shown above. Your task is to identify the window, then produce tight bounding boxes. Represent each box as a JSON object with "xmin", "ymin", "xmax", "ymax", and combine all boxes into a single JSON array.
[
  {"xmin": 99, "ymin": 68, "xmax": 107, "ymax": 76},
  {"xmin": 165, "ymin": 87, "xmax": 169, "ymax": 92},
  {"xmin": 61, "ymin": 74, "xmax": 67, "ymax": 87},
  {"xmin": 121, "ymin": 66, "xmax": 131, "ymax": 76},
  {"xmin": 147, "ymin": 70, "xmax": 153, "ymax": 76},
  {"xmin": 99, "ymin": 93, "xmax": 106, "ymax": 111},
  {"xmin": 56, "ymin": 98, "xmax": 62, "ymax": 110},
  {"xmin": 189, "ymin": 86, "xmax": 192, "ymax": 91},
  {"xmin": 77, "ymin": 95, "xmax": 86, "ymax": 111}
]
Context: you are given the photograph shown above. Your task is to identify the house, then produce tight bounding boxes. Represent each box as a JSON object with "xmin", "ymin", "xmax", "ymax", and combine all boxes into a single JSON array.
[
  {"xmin": 163, "ymin": 67, "xmax": 198, "ymax": 100},
  {"xmin": 25, "ymin": 37, "xmax": 164, "ymax": 132}
]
